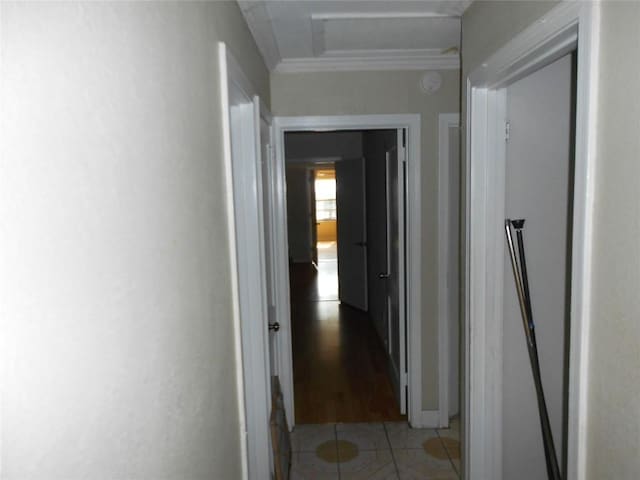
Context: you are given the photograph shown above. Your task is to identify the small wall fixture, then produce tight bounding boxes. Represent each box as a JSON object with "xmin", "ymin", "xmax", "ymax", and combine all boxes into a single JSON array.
[{"xmin": 419, "ymin": 72, "xmax": 442, "ymax": 95}]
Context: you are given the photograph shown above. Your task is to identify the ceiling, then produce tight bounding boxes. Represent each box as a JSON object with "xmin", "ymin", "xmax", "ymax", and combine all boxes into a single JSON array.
[{"xmin": 238, "ymin": 1, "xmax": 470, "ymax": 73}]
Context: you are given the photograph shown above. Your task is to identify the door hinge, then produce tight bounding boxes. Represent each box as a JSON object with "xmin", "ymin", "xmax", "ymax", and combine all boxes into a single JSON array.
[
  {"xmin": 402, "ymin": 371, "xmax": 408, "ymax": 387},
  {"xmin": 402, "ymin": 129, "xmax": 407, "ymax": 148},
  {"xmin": 505, "ymin": 121, "xmax": 511, "ymax": 142}
]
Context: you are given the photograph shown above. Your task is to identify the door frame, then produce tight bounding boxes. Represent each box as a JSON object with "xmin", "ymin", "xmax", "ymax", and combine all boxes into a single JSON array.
[
  {"xmin": 219, "ymin": 42, "xmax": 274, "ymax": 480},
  {"xmin": 464, "ymin": 3, "xmax": 599, "ymax": 479},
  {"xmin": 384, "ymin": 136, "xmax": 407, "ymax": 415},
  {"xmin": 273, "ymin": 114, "xmax": 424, "ymax": 427},
  {"xmin": 438, "ymin": 113, "xmax": 460, "ymax": 427}
]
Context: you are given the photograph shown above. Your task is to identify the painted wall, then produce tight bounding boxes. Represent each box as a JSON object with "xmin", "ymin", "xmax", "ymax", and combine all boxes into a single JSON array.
[
  {"xmin": 272, "ymin": 69, "xmax": 460, "ymax": 411},
  {"xmin": 586, "ymin": 3, "xmax": 640, "ymax": 478},
  {"xmin": 285, "ymin": 131, "xmax": 363, "ymax": 263},
  {"xmin": 285, "ymin": 131, "xmax": 363, "ymax": 161},
  {"xmin": 0, "ymin": 2, "xmax": 269, "ymax": 478},
  {"xmin": 461, "ymin": 1, "xmax": 560, "ymax": 76},
  {"xmin": 462, "ymin": 1, "xmax": 640, "ymax": 478}
]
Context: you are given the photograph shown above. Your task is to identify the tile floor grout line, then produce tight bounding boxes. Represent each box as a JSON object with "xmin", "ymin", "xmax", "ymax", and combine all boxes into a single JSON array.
[
  {"xmin": 435, "ymin": 428, "xmax": 459, "ymax": 478},
  {"xmin": 383, "ymin": 422, "xmax": 402, "ymax": 479}
]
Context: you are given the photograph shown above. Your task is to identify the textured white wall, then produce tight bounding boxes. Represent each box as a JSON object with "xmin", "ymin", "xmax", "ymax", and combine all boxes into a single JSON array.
[
  {"xmin": 0, "ymin": 2, "xmax": 268, "ymax": 478},
  {"xmin": 272, "ymin": 69, "xmax": 460, "ymax": 411},
  {"xmin": 586, "ymin": 3, "xmax": 640, "ymax": 478}
]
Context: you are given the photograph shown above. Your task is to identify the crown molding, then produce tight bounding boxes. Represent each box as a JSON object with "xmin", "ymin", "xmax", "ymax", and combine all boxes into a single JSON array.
[
  {"xmin": 274, "ymin": 49, "xmax": 460, "ymax": 74},
  {"xmin": 237, "ymin": 0, "xmax": 281, "ymax": 70},
  {"xmin": 311, "ymin": 12, "xmax": 460, "ymax": 20}
]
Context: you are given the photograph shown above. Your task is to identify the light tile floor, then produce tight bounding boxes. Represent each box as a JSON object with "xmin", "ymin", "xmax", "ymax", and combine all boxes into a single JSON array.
[{"xmin": 290, "ymin": 418, "xmax": 460, "ymax": 479}]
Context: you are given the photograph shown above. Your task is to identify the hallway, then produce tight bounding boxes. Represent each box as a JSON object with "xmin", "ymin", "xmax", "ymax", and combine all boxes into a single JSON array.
[{"xmin": 290, "ymin": 242, "xmax": 404, "ymax": 425}]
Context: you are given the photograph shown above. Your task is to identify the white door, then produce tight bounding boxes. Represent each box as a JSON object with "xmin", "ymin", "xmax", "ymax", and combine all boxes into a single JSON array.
[
  {"xmin": 228, "ymin": 94, "xmax": 271, "ymax": 478},
  {"xmin": 502, "ymin": 53, "xmax": 574, "ymax": 480},
  {"xmin": 385, "ymin": 131, "xmax": 407, "ymax": 413},
  {"xmin": 447, "ymin": 125, "xmax": 460, "ymax": 418},
  {"xmin": 259, "ymin": 117, "xmax": 278, "ymax": 377},
  {"xmin": 335, "ymin": 157, "xmax": 367, "ymax": 310},
  {"xmin": 309, "ymin": 170, "xmax": 318, "ymax": 266}
]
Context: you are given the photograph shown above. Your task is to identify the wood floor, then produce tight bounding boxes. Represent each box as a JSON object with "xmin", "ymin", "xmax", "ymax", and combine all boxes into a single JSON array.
[{"xmin": 290, "ymin": 259, "xmax": 405, "ymax": 425}]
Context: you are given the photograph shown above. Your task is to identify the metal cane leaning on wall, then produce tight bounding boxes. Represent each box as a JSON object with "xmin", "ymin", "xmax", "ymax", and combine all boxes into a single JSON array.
[{"xmin": 504, "ymin": 219, "xmax": 562, "ymax": 480}]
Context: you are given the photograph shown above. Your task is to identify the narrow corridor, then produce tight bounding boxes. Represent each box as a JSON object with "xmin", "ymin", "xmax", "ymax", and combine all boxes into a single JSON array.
[{"xmin": 290, "ymin": 241, "xmax": 404, "ymax": 424}]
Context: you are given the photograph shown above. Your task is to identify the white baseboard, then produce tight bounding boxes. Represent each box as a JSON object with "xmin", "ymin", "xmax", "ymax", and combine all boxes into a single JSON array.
[{"xmin": 412, "ymin": 410, "xmax": 442, "ymax": 428}]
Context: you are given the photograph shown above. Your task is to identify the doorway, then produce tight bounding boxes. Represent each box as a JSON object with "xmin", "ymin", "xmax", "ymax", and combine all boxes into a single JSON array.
[
  {"xmin": 313, "ymin": 167, "xmax": 339, "ymax": 300},
  {"xmin": 273, "ymin": 114, "xmax": 424, "ymax": 432},
  {"xmin": 285, "ymin": 129, "xmax": 403, "ymax": 425},
  {"xmin": 464, "ymin": 4, "xmax": 598, "ymax": 478},
  {"xmin": 468, "ymin": 53, "xmax": 577, "ymax": 480}
]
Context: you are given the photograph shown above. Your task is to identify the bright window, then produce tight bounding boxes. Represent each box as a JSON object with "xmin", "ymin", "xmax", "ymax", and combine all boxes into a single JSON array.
[{"xmin": 315, "ymin": 177, "xmax": 336, "ymax": 221}]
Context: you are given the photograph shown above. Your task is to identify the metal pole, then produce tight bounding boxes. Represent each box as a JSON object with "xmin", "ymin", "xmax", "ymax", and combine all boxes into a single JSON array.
[
  {"xmin": 504, "ymin": 220, "xmax": 533, "ymax": 347},
  {"xmin": 505, "ymin": 219, "xmax": 562, "ymax": 480}
]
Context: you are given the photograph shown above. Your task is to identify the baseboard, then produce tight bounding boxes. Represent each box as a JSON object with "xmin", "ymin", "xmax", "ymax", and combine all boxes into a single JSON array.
[{"xmin": 411, "ymin": 410, "xmax": 442, "ymax": 428}]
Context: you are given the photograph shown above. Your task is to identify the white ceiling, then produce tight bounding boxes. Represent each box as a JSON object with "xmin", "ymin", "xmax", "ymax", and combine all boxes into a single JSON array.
[{"xmin": 238, "ymin": 1, "xmax": 469, "ymax": 73}]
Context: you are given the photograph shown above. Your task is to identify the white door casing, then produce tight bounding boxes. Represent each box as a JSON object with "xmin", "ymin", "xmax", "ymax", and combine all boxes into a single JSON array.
[
  {"xmin": 219, "ymin": 42, "xmax": 274, "ymax": 480},
  {"xmin": 385, "ymin": 134, "xmax": 407, "ymax": 414},
  {"xmin": 336, "ymin": 157, "xmax": 368, "ymax": 311},
  {"xmin": 464, "ymin": 3, "xmax": 599, "ymax": 479},
  {"xmin": 259, "ymin": 116, "xmax": 279, "ymax": 382},
  {"xmin": 438, "ymin": 113, "xmax": 460, "ymax": 426},
  {"xmin": 273, "ymin": 114, "xmax": 424, "ymax": 428}
]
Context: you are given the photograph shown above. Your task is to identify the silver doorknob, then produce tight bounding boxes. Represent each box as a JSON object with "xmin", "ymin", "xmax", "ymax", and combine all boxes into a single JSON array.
[
  {"xmin": 378, "ymin": 272, "xmax": 390, "ymax": 279},
  {"xmin": 268, "ymin": 322, "xmax": 280, "ymax": 332}
]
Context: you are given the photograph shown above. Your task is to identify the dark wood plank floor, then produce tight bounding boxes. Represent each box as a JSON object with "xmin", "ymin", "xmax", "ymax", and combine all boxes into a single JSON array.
[{"xmin": 290, "ymin": 262, "xmax": 405, "ymax": 424}]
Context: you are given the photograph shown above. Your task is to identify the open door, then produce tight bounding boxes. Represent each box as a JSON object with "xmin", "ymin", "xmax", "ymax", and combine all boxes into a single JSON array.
[
  {"xmin": 259, "ymin": 116, "xmax": 279, "ymax": 380},
  {"xmin": 335, "ymin": 157, "xmax": 367, "ymax": 311},
  {"xmin": 385, "ymin": 130, "xmax": 407, "ymax": 414},
  {"xmin": 258, "ymin": 107, "xmax": 292, "ymax": 476},
  {"xmin": 309, "ymin": 170, "xmax": 318, "ymax": 266}
]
